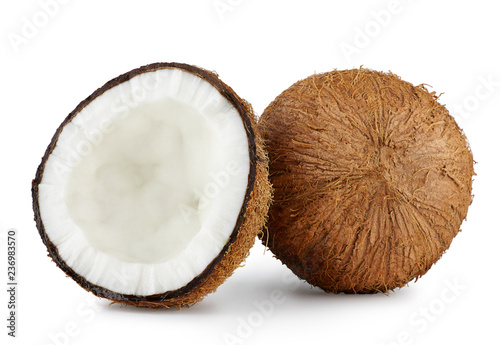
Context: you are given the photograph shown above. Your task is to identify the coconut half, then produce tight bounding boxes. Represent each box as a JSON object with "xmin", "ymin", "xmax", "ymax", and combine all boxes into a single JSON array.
[
  {"xmin": 32, "ymin": 62, "xmax": 272, "ymax": 308},
  {"xmin": 260, "ymin": 68, "xmax": 474, "ymax": 293}
]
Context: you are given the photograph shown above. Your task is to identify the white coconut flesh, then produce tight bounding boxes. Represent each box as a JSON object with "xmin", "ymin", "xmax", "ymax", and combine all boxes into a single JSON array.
[{"xmin": 38, "ymin": 68, "xmax": 250, "ymax": 295}]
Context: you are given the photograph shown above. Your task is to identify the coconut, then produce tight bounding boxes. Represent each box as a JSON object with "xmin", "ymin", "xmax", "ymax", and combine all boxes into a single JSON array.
[
  {"xmin": 259, "ymin": 68, "xmax": 474, "ymax": 293},
  {"xmin": 32, "ymin": 62, "xmax": 272, "ymax": 308}
]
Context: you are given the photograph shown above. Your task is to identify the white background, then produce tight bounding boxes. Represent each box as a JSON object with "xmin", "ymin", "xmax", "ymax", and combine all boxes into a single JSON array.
[{"xmin": 1, "ymin": 1, "xmax": 499, "ymax": 344}]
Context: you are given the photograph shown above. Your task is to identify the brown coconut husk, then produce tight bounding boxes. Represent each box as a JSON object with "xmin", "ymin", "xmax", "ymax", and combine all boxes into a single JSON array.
[{"xmin": 259, "ymin": 68, "xmax": 474, "ymax": 293}]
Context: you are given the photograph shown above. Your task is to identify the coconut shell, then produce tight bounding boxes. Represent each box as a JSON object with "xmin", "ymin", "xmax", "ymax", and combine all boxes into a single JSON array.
[
  {"xmin": 32, "ymin": 63, "xmax": 273, "ymax": 308},
  {"xmin": 259, "ymin": 68, "xmax": 474, "ymax": 293}
]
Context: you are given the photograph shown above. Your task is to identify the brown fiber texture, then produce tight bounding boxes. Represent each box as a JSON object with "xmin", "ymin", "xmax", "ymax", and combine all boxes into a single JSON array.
[
  {"xmin": 32, "ymin": 63, "xmax": 272, "ymax": 308},
  {"xmin": 259, "ymin": 68, "xmax": 474, "ymax": 293}
]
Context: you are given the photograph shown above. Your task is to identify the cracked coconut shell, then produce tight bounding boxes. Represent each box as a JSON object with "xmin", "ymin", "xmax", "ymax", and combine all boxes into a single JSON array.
[{"xmin": 259, "ymin": 68, "xmax": 474, "ymax": 293}]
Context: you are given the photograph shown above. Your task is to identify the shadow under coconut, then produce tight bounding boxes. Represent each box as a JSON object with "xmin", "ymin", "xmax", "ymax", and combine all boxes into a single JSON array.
[
  {"xmin": 99, "ymin": 272, "xmax": 276, "ymax": 315},
  {"xmin": 290, "ymin": 281, "xmax": 414, "ymax": 297},
  {"xmin": 97, "ymin": 277, "xmax": 267, "ymax": 315},
  {"xmin": 101, "ymin": 259, "xmax": 418, "ymax": 314},
  {"xmin": 253, "ymin": 264, "xmax": 418, "ymax": 305},
  {"xmin": 103, "ymin": 297, "xmax": 217, "ymax": 315}
]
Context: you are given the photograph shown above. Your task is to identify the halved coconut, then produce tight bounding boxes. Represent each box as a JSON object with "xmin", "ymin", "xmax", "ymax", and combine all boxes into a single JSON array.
[{"xmin": 32, "ymin": 62, "xmax": 272, "ymax": 308}]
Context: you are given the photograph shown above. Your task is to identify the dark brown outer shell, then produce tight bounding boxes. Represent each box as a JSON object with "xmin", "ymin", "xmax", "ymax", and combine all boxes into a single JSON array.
[
  {"xmin": 32, "ymin": 62, "xmax": 272, "ymax": 308},
  {"xmin": 259, "ymin": 68, "xmax": 474, "ymax": 293}
]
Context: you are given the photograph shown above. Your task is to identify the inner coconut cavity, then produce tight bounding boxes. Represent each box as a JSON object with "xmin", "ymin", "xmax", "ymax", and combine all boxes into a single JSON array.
[{"xmin": 37, "ymin": 68, "xmax": 250, "ymax": 295}]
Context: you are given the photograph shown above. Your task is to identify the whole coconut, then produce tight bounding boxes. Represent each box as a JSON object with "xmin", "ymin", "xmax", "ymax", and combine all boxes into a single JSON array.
[{"xmin": 260, "ymin": 68, "xmax": 474, "ymax": 293}]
